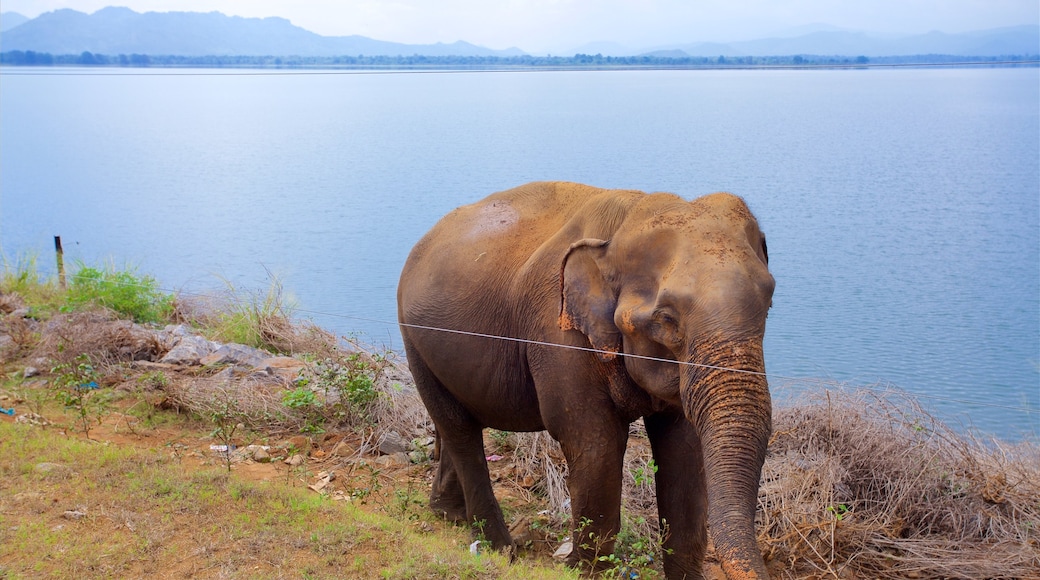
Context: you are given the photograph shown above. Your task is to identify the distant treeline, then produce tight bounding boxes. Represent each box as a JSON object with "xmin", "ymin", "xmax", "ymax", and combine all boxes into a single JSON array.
[{"xmin": 1, "ymin": 50, "xmax": 1038, "ymax": 69}]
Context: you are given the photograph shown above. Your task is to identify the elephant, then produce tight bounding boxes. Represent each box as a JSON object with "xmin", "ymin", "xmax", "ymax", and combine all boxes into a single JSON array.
[{"xmin": 397, "ymin": 181, "xmax": 774, "ymax": 579}]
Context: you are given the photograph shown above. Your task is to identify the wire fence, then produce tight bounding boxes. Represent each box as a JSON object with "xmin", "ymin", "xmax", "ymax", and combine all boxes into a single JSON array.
[{"xmin": 4, "ymin": 259, "xmax": 1037, "ymax": 422}]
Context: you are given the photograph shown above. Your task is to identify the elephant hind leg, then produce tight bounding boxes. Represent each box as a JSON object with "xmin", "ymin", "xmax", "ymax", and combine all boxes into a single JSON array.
[
  {"xmin": 404, "ymin": 349, "xmax": 513, "ymax": 550},
  {"xmin": 435, "ymin": 425, "xmax": 513, "ymax": 549},
  {"xmin": 429, "ymin": 434, "xmax": 466, "ymax": 522}
]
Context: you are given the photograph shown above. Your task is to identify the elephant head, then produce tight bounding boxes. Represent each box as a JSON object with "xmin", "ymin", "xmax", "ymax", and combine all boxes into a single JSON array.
[{"xmin": 560, "ymin": 192, "xmax": 773, "ymax": 578}]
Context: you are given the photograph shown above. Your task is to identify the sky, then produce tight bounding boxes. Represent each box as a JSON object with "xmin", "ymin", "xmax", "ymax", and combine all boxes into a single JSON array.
[{"xmin": 3, "ymin": 0, "xmax": 1038, "ymax": 53}]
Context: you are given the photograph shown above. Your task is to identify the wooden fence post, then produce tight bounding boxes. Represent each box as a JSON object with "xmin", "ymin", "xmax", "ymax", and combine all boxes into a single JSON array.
[{"xmin": 54, "ymin": 236, "xmax": 66, "ymax": 289}]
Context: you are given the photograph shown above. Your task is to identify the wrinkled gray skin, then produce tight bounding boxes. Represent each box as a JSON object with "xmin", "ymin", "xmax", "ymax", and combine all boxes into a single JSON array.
[{"xmin": 398, "ymin": 182, "xmax": 774, "ymax": 579}]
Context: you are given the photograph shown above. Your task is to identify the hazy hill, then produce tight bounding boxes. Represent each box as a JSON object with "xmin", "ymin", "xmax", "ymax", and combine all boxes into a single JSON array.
[
  {"xmin": 0, "ymin": 11, "xmax": 29, "ymax": 32},
  {"xmin": 0, "ymin": 7, "xmax": 524, "ymax": 57},
  {"xmin": 649, "ymin": 26, "xmax": 1039, "ymax": 58},
  {"xmin": 2, "ymin": 7, "xmax": 1036, "ymax": 59}
]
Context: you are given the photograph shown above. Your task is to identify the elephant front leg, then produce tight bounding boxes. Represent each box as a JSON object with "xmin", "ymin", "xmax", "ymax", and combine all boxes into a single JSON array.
[
  {"xmin": 557, "ymin": 421, "xmax": 628, "ymax": 570},
  {"xmin": 645, "ymin": 410, "xmax": 708, "ymax": 579}
]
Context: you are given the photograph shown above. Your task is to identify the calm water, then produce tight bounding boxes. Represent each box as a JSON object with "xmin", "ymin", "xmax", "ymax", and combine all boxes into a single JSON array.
[{"xmin": 1, "ymin": 67, "xmax": 1037, "ymax": 439}]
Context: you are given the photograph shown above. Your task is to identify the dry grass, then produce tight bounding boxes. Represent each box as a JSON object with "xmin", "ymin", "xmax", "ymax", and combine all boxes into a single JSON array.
[
  {"xmin": 760, "ymin": 387, "xmax": 1040, "ymax": 579},
  {"xmin": 30, "ymin": 309, "xmax": 164, "ymax": 368}
]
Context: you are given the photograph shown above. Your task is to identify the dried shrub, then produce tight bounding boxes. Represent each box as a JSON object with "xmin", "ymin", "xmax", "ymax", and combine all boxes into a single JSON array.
[
  {"xmin": 511, "ymin": 431, "xmax": 569, "ymax": 514},
  {"xmin": 761, "ymin": 387, "xmax": 1040, "ymax": 579},
  {"xmin": 164, "ymin": 374, "xmax": 296, "ymax": 431},
  {"xmin": 32, "ymin": 310, "xmax": 164, "ymax": 368}
]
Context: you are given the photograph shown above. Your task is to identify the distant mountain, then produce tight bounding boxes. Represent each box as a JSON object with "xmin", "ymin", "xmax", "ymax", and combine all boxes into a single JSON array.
[
  {"xmin": 0, "ymin": 7, "xmax": 525, "ymax": 57},
  {"xmin": 0, "ymin": 11, "xmax": 29, "ymax": 32},
  {"xmin": 2, "ymin": 7, "xmax": 1036, "ymax": 59},
  {"xmin": 645, "ymin": 26, "xmax": 1039, "ymax": 58}
]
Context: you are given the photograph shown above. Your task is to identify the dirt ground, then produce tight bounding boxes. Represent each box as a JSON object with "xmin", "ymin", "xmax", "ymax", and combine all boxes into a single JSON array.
[{"xmin": 1, "ymin": 391, "xmax": 740, "ymax": 579}]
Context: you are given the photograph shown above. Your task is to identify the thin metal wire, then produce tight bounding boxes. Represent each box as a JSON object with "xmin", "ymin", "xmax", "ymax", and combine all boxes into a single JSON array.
[{"xmin": 9, "ymin": 266, "xmax": 1038, "ymax": 416}]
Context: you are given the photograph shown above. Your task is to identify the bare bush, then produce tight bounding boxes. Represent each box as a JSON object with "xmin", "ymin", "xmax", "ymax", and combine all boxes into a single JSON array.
[
  {"xmin": 761, "ymin": 387, "xmax": 1040, "ymax": 579},
  {"xmin": 32, "ymin": 310, "xmax": 163, "ymax": 368},
  {"xmin": 164, "ymin": 374, "xmax": 299, "ymax": 432}
]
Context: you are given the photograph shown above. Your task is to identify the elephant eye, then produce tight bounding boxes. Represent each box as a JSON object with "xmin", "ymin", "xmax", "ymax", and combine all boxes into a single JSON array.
[{"xmin": 651, "ymin": 309, "xmax": 682, "ymax": 345}]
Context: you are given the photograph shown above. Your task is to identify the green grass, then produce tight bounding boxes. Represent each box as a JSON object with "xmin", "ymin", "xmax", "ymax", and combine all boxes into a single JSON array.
[
  {"xmin": 0, "ymin": 253, "xmax": 63, "ymax": 314},
  {"xmin": 0, "ymin": 420, "xmax": 578, "ymax": 580},
  {"xmin": 63, "ymin": 261, "xmax": 174, "ymax": 324}
]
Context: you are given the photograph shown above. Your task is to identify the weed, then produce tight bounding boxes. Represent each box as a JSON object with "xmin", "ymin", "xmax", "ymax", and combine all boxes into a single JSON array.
[
  {"xmin": 826, "ymin": 503, "xmax": 851, "ymax": 522},
  {"xmin": 0, "ymin": 253, "xmax": 62, "ymax": 313},
  {"xmin": 212, "ymin": 273, "xmax": 297, "ymax": 353},
  {"xmin": 282, "ymin": 386, "xmax": 326, "ymax": 434},
  {"xmin": 307, "ymin": 355, "xmax": 385, "ymax": 428},
  {"xmin": 488, "ymin": 429, "xmax": 513, "ymax": 452},
  {"xmin": 8, "ymin": 376, "xmax": 49, "ymax": 417},
  {"xmin": 631, "ymin": 458, "xmax": 658, "ymax": 488},
  {"xmin": 346, "ymin": 461, "xmax": 383, "ymax": 504},
  {"xmin": 63, "ymin": 261, "xmax": 174, "ymax": 323},
  {"xmin": 387, "ymin": 482, "xmax": 426, "ymax": 521},
  {"xmin": 599, "ymin": 516, "xmax": 666, "ymax": 579},
  {"xmin": 206, "ymin": 385, "xmax": 246, "ymax": 472},
  {"xmin": 138, "ymin": 370, "xmax": 169, "ymax": 389},
  {"xmin": 50, "ymin": 353, "xmax": 108, "ymax": 439},
  {"xmin": 471, "ymin": 518, "xmax": 490, "ymax": 552}
]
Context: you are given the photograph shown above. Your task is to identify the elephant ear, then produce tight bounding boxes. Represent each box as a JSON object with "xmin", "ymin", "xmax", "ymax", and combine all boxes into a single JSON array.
[{"xmin": 559, "ymin": 239, "xmax": 621, "ymax": 362}]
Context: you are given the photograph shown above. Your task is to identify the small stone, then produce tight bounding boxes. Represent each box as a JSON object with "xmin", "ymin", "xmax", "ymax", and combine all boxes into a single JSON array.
[
  {"xmin": 332, "ymin": 441, "xmax": 357, "ymax": 457},
  {"xmin": 160, "ymin": 335, "xmax": 216, "ymax": 365},
  {"xmin": 22, "ymin": 367, "xmax": 39, "ymax": 378},
  {"xmin": 375, "ymin": 452, "xmax": 411, "ymax": 467},
  {"xmin": 553, "ymin": 540, "xmax": 573, "ymax": 561},
  {"xmin": 281, "ymin": 435, "xmax": 311, "ymax": 455},
  {"xmin": 377, "ymin": 431, "xmax": 409, "ymax": 455},
  {"xmin": 284, "ymin": 454, "xmax": 305, "ymax": 467},
  {"xmin": 63, "ymin": 510, "xmax": 86, "ymax": 520},
  {"xmin": 252, "ymin": 447, "xmax": 271, "ymax": 463}
]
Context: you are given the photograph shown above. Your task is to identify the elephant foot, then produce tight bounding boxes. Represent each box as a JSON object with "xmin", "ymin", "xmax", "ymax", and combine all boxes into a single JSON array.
[{"xmin": 429, "ymin": 494, "xmax": 468, "ymax": 523}]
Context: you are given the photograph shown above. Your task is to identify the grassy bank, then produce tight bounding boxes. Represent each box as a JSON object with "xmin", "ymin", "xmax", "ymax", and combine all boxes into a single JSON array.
[{"xmin": 1, "ymin": 258, "xmax": 1037, "ymax": 579}]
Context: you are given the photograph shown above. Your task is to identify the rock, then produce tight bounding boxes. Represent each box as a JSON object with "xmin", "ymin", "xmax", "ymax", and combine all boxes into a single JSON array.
[
  {"xmin": 22, "ymin": 367, "xmax": 39, "ymax": 378},
  {"xmin": 254, "ymin": 357, "xmax": 307, "ymax": 381},
  {"xmin": 161, "ymin": 324, "xmax": 195, "ymax": 340},
  {"xmin": 63, "ymin": 509, "xmax": 87, "ymax": 520},
  {"xmin": 16, "ymin": 413, "xmax": 48, "ymax": 426},
  {"xmin": 201, "ymin": 343, "xmax": 268, "ymax": 368},
  {"xmin": 408, "ymin": 450, "xmax": 428, "ymax": 464},
  {"xmin": 11, "ymin": 307, "xmax": 31, "ymax": 319},
  {"xmin": 252, "ymin": 447, "xmax": 271, "ymax": 463},
  {"xmin": 553, "ymin": 540, "xmax": 573, "ymax": 561},
  {"xmin": 130, "ymin": 360, "xmax": 178, "ymax": 372},
  {"xmin": 160, "ymin": 335, "xmax": 216, "ymax": 365},
  {"xmin": 378, "ymin": 431, "xmax": 410, "ymax": 455},
  {"xmin": 284, "ymin": 454, "xmax": 305, "ymax": 467},
  {"xmin": 332, "ymin": 441, "xmax": 357, "ymax": 458},
  {"xmin": 280, "ymin": 435, "xmax": 311, "ymax": 455},
  {"xmin": 375, "ymin": 452, "xmax": 411, "ymax": 467}
]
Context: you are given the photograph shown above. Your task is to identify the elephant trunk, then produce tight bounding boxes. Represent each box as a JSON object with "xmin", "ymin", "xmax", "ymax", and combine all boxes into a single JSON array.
[{"xmin": 682, "ymin": 337, "xmax": 771, "ymax": 580}]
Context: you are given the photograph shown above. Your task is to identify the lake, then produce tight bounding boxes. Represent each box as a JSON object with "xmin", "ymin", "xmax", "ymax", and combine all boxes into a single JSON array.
[{"xmin": 1, "ymin": 66, "xmax": 1037, "ymax": 439}]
